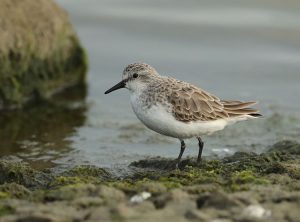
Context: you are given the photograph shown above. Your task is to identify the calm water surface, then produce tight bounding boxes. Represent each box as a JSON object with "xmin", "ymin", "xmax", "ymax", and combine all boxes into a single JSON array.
[{"xmin": 1, "ymin": 0, "xmax": 300, "ymax": 172}]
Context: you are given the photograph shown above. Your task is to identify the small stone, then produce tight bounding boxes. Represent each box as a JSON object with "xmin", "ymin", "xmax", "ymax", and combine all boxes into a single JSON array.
[
  {"xmin": 130, "ymin": 192, "xmax": 151, "ymax": 204},
  {"xmin": 241, "ymin": 204, "xmax": 271, "ymax": 219}
]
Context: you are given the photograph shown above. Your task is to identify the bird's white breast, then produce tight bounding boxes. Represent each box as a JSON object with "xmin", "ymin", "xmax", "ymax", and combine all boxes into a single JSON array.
[{"xmin": 130, "ymin": 92, "xmax": 228, "ymax": 139}]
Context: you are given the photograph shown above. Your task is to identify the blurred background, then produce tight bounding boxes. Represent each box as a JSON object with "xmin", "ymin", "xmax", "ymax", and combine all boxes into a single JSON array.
[{"xmin": 2, "ymin": 0, "xmax": 300, "ymax": 172}]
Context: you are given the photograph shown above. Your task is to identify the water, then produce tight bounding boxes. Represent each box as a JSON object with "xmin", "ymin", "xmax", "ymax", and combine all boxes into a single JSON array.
[{"xmin": 1, "ymin": 0, "xmax": 300, "ymax": 171}]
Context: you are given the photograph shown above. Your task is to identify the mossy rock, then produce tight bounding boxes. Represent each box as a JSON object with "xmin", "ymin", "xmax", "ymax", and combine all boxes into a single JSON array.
[
  {"xmin": 267, "ymin": 140, "xmax": 300, "ymax": 155},
  {"xmin": 67, "ymin": 165, "xmax": 113, "ymax": 180},
  {"xmin": 48, "ymin": 165, "xmax": 113, "ymax": 188},
  {"xmin": 127, "ymin": 140, "xmax": 300, "ymax": 192},
  {"xmin": 0, "ymin": 160, "xmax": 51, "ymax": 188},
  {"xmin": 0, "ymin": 0, "xmax": 87, "ymax": 109},
  {"xmin": 0, "ymin": 183, "xmax": 31, "ymax": 199}
]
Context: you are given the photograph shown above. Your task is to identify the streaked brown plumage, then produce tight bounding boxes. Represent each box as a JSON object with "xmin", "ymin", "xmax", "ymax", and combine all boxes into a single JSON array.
[{"xmin": 166, "ymin": 79, "xmax": 260, "ymax": 122}]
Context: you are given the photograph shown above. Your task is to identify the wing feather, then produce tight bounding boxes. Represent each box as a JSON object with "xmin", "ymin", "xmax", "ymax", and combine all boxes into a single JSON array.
[{"xmin": 167, "ymin": 79, "xmax": 260, "ymax": 122}]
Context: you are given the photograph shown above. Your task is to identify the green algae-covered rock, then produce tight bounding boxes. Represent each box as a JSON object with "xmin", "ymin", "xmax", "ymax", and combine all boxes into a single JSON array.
[
  {"xmin": 0, "ymin": 141, "xmax": 299, "ymax": 221},
  {"xmin": 0, "ymin": 160, "xmax": 51, "ymax": 188},
  {"xmin": 0, "ymin": 183, "xmax": 31, "ymax": 199},
  {"xmin": 48, "ymin": 165, "xmax": 113, "ymax": 188},
  {"xmin": 0, "ymin": 0, "xmax": 87, "ymax": 109}
]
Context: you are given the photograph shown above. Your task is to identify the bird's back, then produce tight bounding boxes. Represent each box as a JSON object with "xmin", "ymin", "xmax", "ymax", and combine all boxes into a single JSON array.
[{"xmin": 145, "ymin": 76, "xmax": 261, "ymax": 123}]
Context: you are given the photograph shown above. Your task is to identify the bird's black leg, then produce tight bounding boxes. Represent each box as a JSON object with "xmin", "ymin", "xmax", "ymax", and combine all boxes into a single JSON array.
[
  {"xmin": 176, "ymin": 139, "xmax": 186, "ymax": 168},
  {"xmin": 197, "ymin": 137, "xmax": 204, "ymax": 163}
]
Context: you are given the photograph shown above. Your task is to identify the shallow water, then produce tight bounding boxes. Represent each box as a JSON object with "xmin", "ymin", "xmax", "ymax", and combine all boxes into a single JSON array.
[{"xmin": 1, "ymin": 0, "xmax": 300, "ymax": 172}]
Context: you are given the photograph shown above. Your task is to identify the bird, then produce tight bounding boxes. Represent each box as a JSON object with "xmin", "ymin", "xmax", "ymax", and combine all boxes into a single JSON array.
[{"xmin": 105, "ymin": 63, "xmax": 261, "ymax": 167}]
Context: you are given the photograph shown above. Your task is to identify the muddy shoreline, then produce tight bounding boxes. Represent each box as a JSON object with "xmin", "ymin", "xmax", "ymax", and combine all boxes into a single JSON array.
[{"xmin": 0, "ymin": 140, "xmax": 299, "ymax": 221}]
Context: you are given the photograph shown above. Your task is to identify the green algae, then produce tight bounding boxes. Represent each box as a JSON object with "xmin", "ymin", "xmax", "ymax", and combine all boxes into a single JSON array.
[
  {"xmin": 229, "ymin": 170, "xmax": 270, "ymax": 191},
  {"xmin": 231, "ymin": 170, "xmax": 267, "ymax": 184},
  {"xmin": 130, "ymin": 159, "xmax": 259, "ymax": 191},
  {"xmin": 107, "ymin": 161, "xmax": 271, "ymax": 194},
  {"xmin": 48, "ymin": 176, "xmax": 89, "ymax": 188},
  {"xmin": 0, "ymin": 192, "xmax": 10, "ymax": 199},
  {"xmin": 267, "ymin": 140, "xmax": 300, "ymax": 155},
  {"xmin": 67, "ymin": 165, "xmax": 113, "ymax": 181},
  {"xmin": 48, "ymin": 166, "xmax": 113, "ymax": 188},
  {"xmin": 122, "ymin": 165, "xmax": 270, "ymax": 193}
]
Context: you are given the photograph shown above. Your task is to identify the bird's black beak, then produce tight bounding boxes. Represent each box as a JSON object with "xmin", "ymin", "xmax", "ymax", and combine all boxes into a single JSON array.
[{"xmin": 104, "ymin": 79, "xmax": 126, "ymax": 94}]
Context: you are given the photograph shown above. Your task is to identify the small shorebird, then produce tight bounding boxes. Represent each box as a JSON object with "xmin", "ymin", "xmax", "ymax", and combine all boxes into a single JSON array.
[{"xmin": 105, "ymin": 63, "xmax": 261, "ymax": 166}]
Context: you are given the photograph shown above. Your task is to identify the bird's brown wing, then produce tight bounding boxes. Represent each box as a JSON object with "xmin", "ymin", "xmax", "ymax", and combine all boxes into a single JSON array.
[{"xmin": 168, "ymin": 82, "xmax": 260, "ymax": 122}]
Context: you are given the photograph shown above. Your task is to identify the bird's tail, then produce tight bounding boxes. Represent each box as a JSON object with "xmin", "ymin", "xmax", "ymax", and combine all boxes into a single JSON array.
[{"xmin": 221, "ymin": 100, "xmax": 262, "ymax": 118}]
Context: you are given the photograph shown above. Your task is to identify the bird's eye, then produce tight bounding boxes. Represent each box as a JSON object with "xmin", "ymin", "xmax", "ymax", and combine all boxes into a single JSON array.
[{"xmin": 133, "ymin": 73, "xmax": 138, "ymax": 78}]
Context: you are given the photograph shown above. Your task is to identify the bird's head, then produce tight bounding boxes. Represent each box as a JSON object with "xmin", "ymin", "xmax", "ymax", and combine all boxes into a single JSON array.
[{"xmin": 105, "ymin": 63, "xmax": 159, "ymax": 94}]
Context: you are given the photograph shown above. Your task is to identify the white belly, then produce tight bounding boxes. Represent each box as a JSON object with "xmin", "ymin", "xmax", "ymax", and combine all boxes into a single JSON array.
[{"xmin": 130, "ymin": 95, "xmax": 228, "ymax": 139}]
